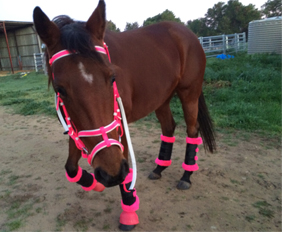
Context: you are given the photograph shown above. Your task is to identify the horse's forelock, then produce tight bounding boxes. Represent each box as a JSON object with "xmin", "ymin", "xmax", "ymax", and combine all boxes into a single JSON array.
[
  {"xmin": 52, "ymin": 15, "xmax": 74, "ymax": 29},
  {"xmin": 45, "ymin": 15, "xmax": 104, "ymax": 86},
  {"xmin": 51, "ymin": 16, "xmax": 103, "ymax": 63}
]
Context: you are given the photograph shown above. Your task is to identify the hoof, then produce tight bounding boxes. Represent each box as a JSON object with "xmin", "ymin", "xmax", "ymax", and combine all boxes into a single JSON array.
[
  {"xmin": 177, "ymin": 180, "xmax": 191, "ymax": 190},
  {"xmin": 119, "ymin": 211, "xmax": 138, "ymax": 231},
  {"xmin": 148, "ymin": 171, "xmax": 161, "ymax": 180},
  {"xmin": 119, "ymin": 224, "xmax": 136, "ymax": 231},
  {"xmin": 93, "ymin": 182, "xmax": 105, "ymax": 192}
]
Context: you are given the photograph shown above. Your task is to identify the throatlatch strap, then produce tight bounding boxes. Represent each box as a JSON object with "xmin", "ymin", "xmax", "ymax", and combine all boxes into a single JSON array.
[
  {"xmin": 182, "ymin": 137, "xmax": 202, "ymax": 172},
  {"xmin": 155, "ymin": 134, "xmax": 175, "ymax": 167}
]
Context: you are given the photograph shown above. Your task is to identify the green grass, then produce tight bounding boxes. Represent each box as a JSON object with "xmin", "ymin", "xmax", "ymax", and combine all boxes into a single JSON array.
[
  {"xmin": 138, "ymin": 53, "xmax": 281, "ymax": 136},
  {"xmin": 0, "ymin": 72, "xmax": 54, "ymax": 116},
  {"xmin": 0, "ymin": 53, "xmax": 281, "ymax": 136},
  {"xmin": 245, "ymin": 214, "xmax": 255, "ymax": 222},
  {"xmin": 252, "ymin": 200, "xmax": 274, "ymax": 218},
  {"xmin": 0, "ymin": 169, "xmax": 40, "ymax": 231},
  {"xmin": 202, "ymin": 53, "xmax": 281, "ymax": 135}
]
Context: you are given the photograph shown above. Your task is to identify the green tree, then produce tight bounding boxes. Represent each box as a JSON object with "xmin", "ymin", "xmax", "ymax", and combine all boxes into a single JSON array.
[
  {"xmin": 124, "ymin": 22, "xmax": 139, "ymax": 31},
  {"xmin": 187, "ymin": 18, "xmax": 213, "ymax": 36},
  {"xmin": 205, "ymin": 2, "xmax": 227, "ymax": 33},
  {"xmin": 224, "ymin": 0, "xmax": 261, "ymax": 34},
  {"xmin": 261, "ymin": 0, "xmax": 282, "ymax": 17},
  {"xmin": 204, "ymin": 0, "xmax": 261, "ymax": 35},
  {"xmin": 143, "ymin": 10, "xmax": 182, "ymax": 27},
  {"xmin": 106, "ymin": 20, "xmax": 120, "ymax": 32}
]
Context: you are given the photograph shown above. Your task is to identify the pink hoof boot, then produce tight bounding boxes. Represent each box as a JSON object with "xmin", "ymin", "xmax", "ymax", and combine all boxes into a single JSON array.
[
  {"xmin": 120, "ymin": 211, "xmax": 139, "ymax": 226},
  {"xmin": 93, "ymin": 182, "xmax": 105, "ymax": 192},
  {"xmin": 119, "ymin": 169, "xmax": 139, "ymax": 231},
  {"xmin": 119, "ymin": 211, "xmax": 139, "ymax": 231}
]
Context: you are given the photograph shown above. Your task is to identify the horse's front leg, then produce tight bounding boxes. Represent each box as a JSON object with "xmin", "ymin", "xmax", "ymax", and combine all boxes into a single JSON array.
[
  {"xmin": 118, "ymin": 135, "xmax": 139, "ymax": 231},
  {"xmin": 119, "ymin": 168, "xmax": 139, "ymax": 231},
  {"xmin": 65, "ymin": 138, "xmax": 105, "ymax": 192}
]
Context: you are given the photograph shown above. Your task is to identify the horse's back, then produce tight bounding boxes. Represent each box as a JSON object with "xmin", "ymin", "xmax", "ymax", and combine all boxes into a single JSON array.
[
  {"xmin": 106, "ymin": 21, "xmax": 203, "ymax": 66},
  {"xmin": 105, "ymin": 22, "xmax": 205, "ymax": 122}
]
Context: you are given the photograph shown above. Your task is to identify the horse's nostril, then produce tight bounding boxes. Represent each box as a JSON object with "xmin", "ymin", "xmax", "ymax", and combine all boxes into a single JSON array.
[
  {"xmin": 94, "ymin": 159, "xmax": 129, "ymax": 187},
  {"xmin": 95, "ymin": 168, "xmax": 110, "ymax": 185}
]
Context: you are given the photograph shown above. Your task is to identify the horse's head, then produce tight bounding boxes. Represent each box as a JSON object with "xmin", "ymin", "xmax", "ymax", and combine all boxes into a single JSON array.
[{"xmin": 33, "ymin": 0, "xmax": 129, "ymax": 187}]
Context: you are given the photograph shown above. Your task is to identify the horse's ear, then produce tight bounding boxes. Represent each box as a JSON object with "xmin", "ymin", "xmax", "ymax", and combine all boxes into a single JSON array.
[
  {"xmin": 33, "ymin": 6, "xmax": 60, "ymax": 49},
  {"xmin": 86, "ymin": 0, "xmax": 106, "ymax": 41}
]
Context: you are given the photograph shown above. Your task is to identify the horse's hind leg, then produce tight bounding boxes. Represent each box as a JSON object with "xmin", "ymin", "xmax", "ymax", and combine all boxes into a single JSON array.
[
  {"xmin": 148, "ymin": 101, "xmax": 176, "ymax": 180},
  {"xmin": 176, "ymin": 88, "xmax": 202, "ymax": 190}
]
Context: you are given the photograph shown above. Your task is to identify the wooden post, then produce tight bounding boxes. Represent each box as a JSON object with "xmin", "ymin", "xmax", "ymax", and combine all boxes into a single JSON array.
[{"xmin": 1, "ymin": 22, "xmax": 14, "ymax": 74}]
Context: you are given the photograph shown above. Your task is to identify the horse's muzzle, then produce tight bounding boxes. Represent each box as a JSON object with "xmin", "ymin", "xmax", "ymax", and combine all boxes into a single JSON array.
[{"xmin": 94, "ymin": 159, "xmax": 129, "ymax": 187}]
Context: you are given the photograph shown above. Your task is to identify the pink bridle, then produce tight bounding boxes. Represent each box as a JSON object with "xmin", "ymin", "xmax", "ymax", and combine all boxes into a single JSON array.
[{"xmin": 50, "ymin": 43, "xmax": 124, "ymax": 166}]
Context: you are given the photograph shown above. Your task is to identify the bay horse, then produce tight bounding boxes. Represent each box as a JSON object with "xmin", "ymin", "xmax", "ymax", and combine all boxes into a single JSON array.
[{"xmin": 33, "ymin": 0, "xmax": 216, "ymax": 230}]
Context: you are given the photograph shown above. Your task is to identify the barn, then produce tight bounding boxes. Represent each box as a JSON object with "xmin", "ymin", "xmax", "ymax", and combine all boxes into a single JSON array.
[
  {"xmin": 248, "ymin": 17, "xmax": 282, "ymax": 54},
  {"xmin": 0, "ymin": 21, "xmax": 42, "ymax": 73}
]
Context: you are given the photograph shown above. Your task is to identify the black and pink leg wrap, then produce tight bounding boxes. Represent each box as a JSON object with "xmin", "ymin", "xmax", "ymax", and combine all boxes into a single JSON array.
[
  {"xmin": 182, "ymin": 137, "xmax": 202, "ymax": 171},
  {"xmin": 155, "ymin": 134, "xmax": 175, "ymax": 167},
  {"xmin": 65, "ymin": 166, "xmax": 105, "ymax": 192},
  {"xmin": 119, "ymin": 168, "xmax": 139, "ymax": 227}
]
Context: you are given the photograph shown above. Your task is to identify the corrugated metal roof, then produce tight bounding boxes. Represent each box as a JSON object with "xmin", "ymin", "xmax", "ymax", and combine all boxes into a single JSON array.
[
  {"xmin": 248, "ymin": 17, "xmax": 282, "ymax": 54},
  {"xmin": 249, "ymin": 16, "xmax": 282, "ymax": 24},
  {"xmin": 0, "ymin": 21, "xmax": 40, "ymax": 71},
  {"xmin": 0, "ymin": 21, "xmax": 34, "ymax": 33}
]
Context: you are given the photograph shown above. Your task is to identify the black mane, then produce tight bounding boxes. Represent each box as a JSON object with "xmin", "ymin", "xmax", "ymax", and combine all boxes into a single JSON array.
[{"xmin": 52, "ymin": 15, "xmax": 103, "ymax": 62}]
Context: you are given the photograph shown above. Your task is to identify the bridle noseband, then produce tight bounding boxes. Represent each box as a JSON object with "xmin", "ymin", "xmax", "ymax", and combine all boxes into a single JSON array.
[{"xmin": 49, "ymin": 43, "xmax": 136, "ymax": 190}]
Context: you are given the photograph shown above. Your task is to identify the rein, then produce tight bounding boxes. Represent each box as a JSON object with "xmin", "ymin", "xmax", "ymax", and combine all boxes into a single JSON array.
[{"xmin": 50, "ymin": 43, "xmax": 136, "ymax": 190}]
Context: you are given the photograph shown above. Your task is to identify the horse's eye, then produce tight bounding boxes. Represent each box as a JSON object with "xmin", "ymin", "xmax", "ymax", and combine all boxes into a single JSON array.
[{"xmin": 57, "ymin": 87, "xmax": 67, "ymax": 97}]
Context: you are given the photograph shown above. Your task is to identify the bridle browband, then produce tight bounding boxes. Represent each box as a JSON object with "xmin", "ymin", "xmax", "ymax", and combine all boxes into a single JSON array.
[{"xmin": 50, "ymin": 43, "xmax": 136, "ymax": 190}]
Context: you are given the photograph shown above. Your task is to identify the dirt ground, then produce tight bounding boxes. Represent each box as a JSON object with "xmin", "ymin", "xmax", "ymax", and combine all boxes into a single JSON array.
[{"xmin": 0, "ymin": 106, "xmax": 281, "ymax": 231}]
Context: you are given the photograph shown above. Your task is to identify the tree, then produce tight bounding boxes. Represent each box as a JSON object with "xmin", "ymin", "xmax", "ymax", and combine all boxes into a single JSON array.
[
  {"xmin": 143, "ymin": 10, "xmax": 182, "ymax": 27},
  {"xmin": 224, "ymin": 0, "xmax": 261, "ymax": 34},
  {"xmin": 204, "ymin": 0, "xmax": 261, "ymax": 35},
  {"xmin": 261, "ymin": 0, "xmax": 282, "ymax": 18},
  {"xmin": 205, "ymin": 2, "xmax": 227, "ymax": 33},
  {"xmin": 106, "ymin": 20, "xmax": 120, "ymax": 32},
  {"xmin": 124, "ymin": 22, "xmax": 139, "ymax": 31},
  {"xmin": 187, "ymin": 18, "xmax": 213, "ymax": 37}
]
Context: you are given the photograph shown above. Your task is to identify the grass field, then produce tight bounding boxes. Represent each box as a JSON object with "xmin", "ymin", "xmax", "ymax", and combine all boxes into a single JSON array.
[{"xmin": 0, "ymin": 52, "xmax": 281, "ymax": 136}]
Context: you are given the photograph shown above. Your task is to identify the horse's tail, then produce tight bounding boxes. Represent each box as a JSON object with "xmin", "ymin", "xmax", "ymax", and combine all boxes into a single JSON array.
[{"xmin": 198, "ymin": 91, "xmax": 216, "ymax": 153}]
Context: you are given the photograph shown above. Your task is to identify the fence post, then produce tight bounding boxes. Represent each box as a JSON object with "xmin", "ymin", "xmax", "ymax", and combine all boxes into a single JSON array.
[
  {"xmin": 222, "ymin": 34, "xmax": 226, "ymax": 54},
  {"xmin": 34, "ymin": 53, "xmax": 38, "ymax": 72},
  {"xmin": 243, "ymin": 32, "xmax": 246, "ymax": 50},
  {"xmin": 199, "ymin": 37, "xmax": 203, "ymax": 46},
  {"xmin": 42, "ymin": 53, "xmax": 47, "ymax": 75},
  {"xmin": 235, "ymin": 33, "xmax": 238, "ymax": 53}
]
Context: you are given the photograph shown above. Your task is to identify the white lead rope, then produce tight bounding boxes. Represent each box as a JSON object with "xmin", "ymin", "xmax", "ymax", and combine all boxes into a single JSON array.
[{"xmin": 117, "ymin": 97, "xmax": 137, "ymax": 190}]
